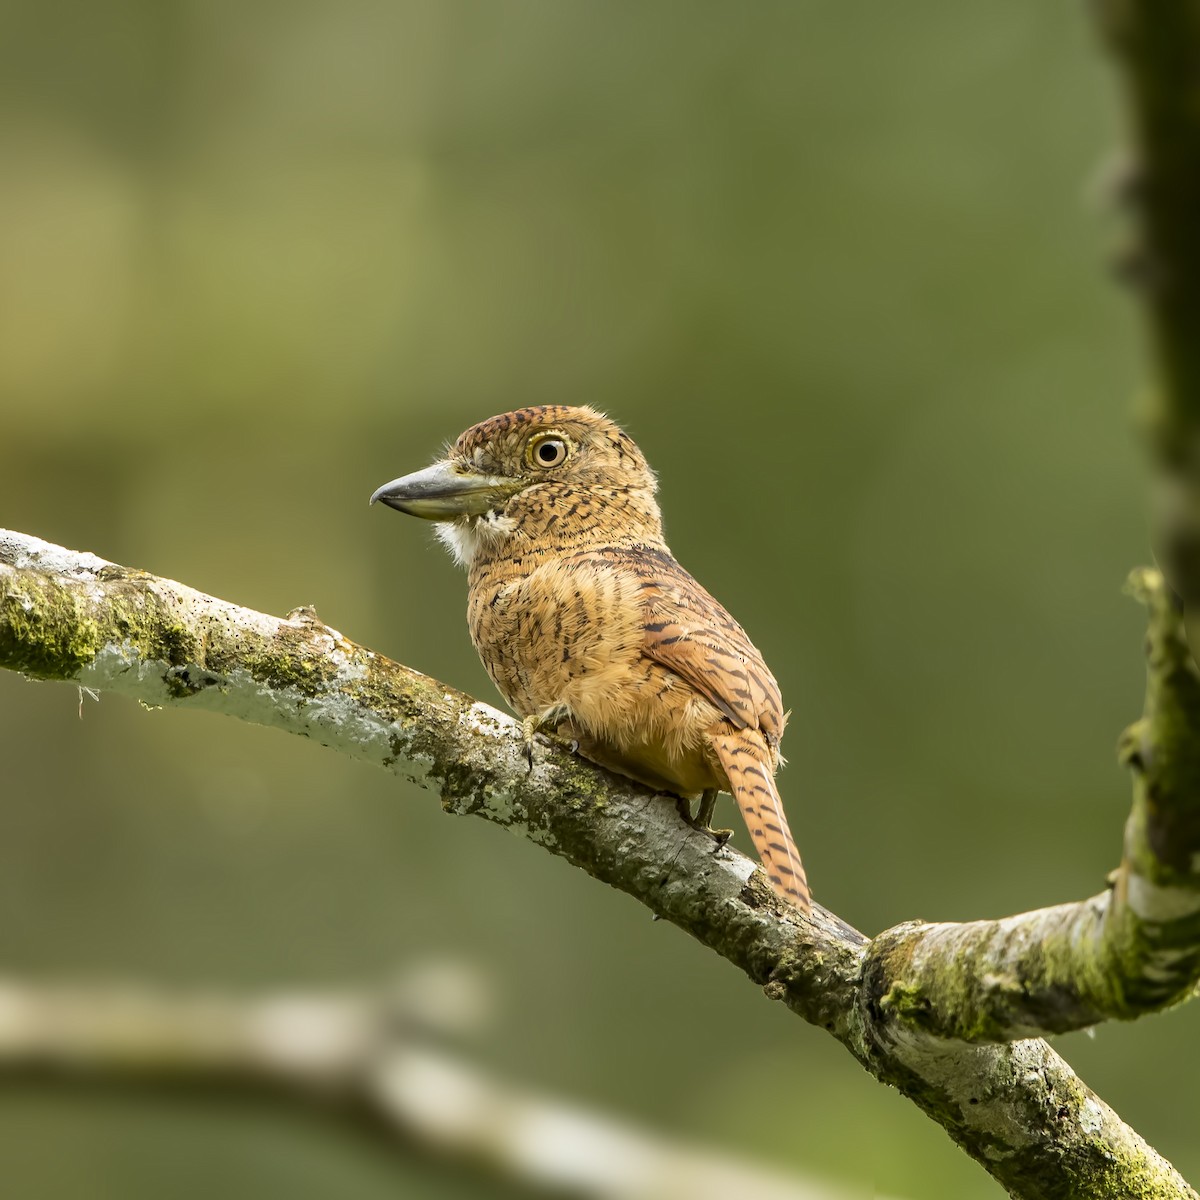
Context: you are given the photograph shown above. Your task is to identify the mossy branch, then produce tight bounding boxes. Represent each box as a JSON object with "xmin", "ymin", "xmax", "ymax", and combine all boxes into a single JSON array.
[{"xmin": 0, "ymin": 530, "xmax": 1195, "ymax": 1199}]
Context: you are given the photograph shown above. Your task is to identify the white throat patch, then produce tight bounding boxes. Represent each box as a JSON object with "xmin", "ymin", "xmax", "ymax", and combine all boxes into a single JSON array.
[{"xmin": 434, "ymin": 511, "xmax": 518, "ymax": 567}]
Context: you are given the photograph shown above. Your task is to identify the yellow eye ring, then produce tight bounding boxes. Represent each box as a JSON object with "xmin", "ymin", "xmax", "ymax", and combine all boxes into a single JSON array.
[{"xmin": 527, "ymin": 434, "xmax": 569, "ymax": 469}]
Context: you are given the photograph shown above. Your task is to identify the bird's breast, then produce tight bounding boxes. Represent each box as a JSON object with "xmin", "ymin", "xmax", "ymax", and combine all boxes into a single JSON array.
[
  {"xmin": 467, "ymin": 554, "xmax": 642, "ymax": 718},
  {"xmin": 466, "ymin": 552, "xmax": 725, "ymax": 796}
]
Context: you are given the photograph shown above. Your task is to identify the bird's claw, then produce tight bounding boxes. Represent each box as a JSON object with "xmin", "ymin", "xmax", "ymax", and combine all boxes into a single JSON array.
[
  {"xmin": 708, "ymin": 827, "xmax": 734, "ymax": 849},
  {"xmin": 520, "ymin": 716, "xmax": 539, "ymax": 771},
  {"xmin": 521, "ymin": 715, "xmax": 556, "ymax": 772},
  {"xmin": 520, "ymin": 712, "xmax": 578, "ymax": 772}
]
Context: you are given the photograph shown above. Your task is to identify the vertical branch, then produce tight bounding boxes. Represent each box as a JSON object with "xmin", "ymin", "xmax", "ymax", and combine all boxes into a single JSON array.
[
  {"xmin": 1096, "ymin": 2, "xmax": 1200, "ymax": 610},
  {"xmin": 1098, "ymin": 1, "xmax": 1200, "ymax": 424}
]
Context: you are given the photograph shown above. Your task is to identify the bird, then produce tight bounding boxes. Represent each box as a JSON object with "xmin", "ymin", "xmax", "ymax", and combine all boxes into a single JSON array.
[{"xmin": 370, "ymin": 405, "xmax": 810, "ymax": 910}]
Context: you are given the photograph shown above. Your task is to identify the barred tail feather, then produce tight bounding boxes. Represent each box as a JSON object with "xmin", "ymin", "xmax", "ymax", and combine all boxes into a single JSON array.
[{"xmin": 711, "ymin": 730, "xmax": 810, "ymax": 911}]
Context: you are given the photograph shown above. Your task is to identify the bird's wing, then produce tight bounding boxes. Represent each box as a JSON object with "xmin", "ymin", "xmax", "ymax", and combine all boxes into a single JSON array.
[{"xmin": 590, "ymin": 546, "xmax": 785, "ymax": 742}]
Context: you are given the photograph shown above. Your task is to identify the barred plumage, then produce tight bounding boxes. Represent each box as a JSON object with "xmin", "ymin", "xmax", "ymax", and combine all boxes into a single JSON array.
[{"xmin": 372, "ymin": 405, "xmax": 811, "ymax": 911}]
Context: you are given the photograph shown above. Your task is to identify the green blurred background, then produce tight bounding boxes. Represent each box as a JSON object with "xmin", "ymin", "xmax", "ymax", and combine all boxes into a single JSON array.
[{"xmin": 0, "ymin": 1, "xmax": 1185, "ymax": 1196}]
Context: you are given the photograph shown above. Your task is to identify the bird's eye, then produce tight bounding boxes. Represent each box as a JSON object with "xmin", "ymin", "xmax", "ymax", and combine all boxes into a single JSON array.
[{"xmin": 528, "ymin": 435, "xmax": 568, "ymax": 469}]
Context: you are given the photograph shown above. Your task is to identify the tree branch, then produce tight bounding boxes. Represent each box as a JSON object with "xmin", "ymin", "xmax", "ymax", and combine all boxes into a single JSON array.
[
  {"xmin": 1094, "ymin": 0, "xmax": 1200, "ymax": 426},
  {"xmin": 1, "ymin": 529, "xmax": 1195, "ymax": 1199},
  {"xmin": 1094, "ymin": 2, "xmax": 1200, "ymax": 619}
]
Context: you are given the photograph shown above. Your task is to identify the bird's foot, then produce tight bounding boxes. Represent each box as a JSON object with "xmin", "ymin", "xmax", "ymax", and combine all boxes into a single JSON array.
[
  {"xmin": 707, "ymin": 826, "xmax": 735, "ymax": 849},
  {"xmin": 520, "ymin": 712, "xmax": 573, "ymax": 771},
  {"xmin": 676, "ymin": 791, "xmax": 734, "ymax": 848},
  {"xmin": 520, "ymin": 715, "xmax": 547, "ymax": 772}
]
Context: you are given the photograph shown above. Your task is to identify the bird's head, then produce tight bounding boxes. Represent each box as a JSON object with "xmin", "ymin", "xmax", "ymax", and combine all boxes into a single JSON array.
[{"xmin": 371, "ymin": 406, "xmax": 661, "ymax": 566}]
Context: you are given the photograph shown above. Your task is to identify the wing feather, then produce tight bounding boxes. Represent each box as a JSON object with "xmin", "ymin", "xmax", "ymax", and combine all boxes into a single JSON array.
[{"xmin": 587, "ymin": 546, "xmax": 784, "ymax": 741}]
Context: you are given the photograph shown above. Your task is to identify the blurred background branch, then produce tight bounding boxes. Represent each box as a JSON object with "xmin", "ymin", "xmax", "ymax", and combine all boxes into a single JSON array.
[
  {"xmin": 2, "ymin": 531, "xmax": 1197, "ymax": 1198},
  {"xmin": 0, "ymin": 966, "xmax": 877, "ymax": 1200},
  {"xmin": 1094, "ymin": 0, "xmax": 1200, "ymax": 427},
  {"xmin": 1095, "ymin": 2, "xmax": 1200, "ymax": 635}
]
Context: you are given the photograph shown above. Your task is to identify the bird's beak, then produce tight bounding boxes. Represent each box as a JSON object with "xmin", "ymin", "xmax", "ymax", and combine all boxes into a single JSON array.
[{"xmin": 369, "ymin": 460, "xmax": 519, "ymax": 520}]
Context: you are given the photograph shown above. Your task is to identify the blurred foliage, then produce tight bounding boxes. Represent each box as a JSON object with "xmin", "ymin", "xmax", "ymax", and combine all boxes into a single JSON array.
[{"xmin": 0, "ymin": 1, "xmax": 1189, "ymax": 1197}]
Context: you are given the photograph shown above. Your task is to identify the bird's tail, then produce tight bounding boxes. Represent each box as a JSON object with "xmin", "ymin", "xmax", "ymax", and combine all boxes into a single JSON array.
[{"xmin": 710, "ymin": 729, "xmax": 810, "ymax": 911}]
